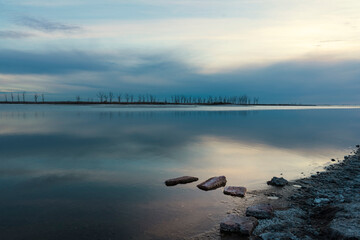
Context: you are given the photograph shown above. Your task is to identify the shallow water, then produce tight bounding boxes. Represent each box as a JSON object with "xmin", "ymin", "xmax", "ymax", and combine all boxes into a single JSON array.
[{"xmin": 0, "ymin": 104, "xmax": 359, "ymax": 239}]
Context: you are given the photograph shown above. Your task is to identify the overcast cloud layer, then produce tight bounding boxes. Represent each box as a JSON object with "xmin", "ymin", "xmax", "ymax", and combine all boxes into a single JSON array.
[{"xmin": 0, "ymin": 0, "xmax": 360, "ymax": 104}]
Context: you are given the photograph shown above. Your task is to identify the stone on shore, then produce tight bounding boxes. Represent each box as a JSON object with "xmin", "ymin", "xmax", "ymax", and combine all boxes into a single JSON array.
[
  {"xmin": 165, "ymin": 176, "xmax": 199, "ymax": 186},
  {"xmin": 220, "ymin": 214, "xmax": 258, "ymax": 235},
  {"xmin": 223, "ymin": 186, "xmax": 247, "ymax": 197},
  {"xmin": 314, "ymin": 197, "xmax": 330, "ymax": 205},
  {"xmin": 267, "ymin": 177, "xmax": 288, "ymax": 187},
  {"xmin": 246, "ymin": 204, "xmax": 274, "ymax": 219},
  {"xmin": 329, "ymin": 202, "xmax": 360, "ymax": 239},
  {"xmin": 330, "ymin": 215, "xmax": 360, "ymax": 239},
  {"xmin": 197, "ymin": 176, "xmax": 227, "ymax": 190},
  {"xmin": 252, "ymin": 151, "xmax": 360, "ymax": 239},
  {"xmin": 259, "ymin": 232, "xmax": 298, "ymax": 240}
]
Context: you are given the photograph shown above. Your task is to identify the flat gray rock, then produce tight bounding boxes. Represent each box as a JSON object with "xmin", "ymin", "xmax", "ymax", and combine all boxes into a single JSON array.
[
  {"xmin": 220, "ymin": 214, "xmax": 258, "ymax": 235},
  {"xmin": 165, "ymin": 176, "xmax": 199, "ymax": 186},
  {"xmin": 246, "ymin": 204, "xmax": 274, "ymax": 219},
  {"xmin": 267, "ymin": 177, "xmax": 288, "ymax": 187},
  {"xmin": 197, "ymin": 176, "xmax": 226, "ymax": 190},
  {"xmin": 223, "ymin": 186, "xmax": 247, "ymax": 197}
]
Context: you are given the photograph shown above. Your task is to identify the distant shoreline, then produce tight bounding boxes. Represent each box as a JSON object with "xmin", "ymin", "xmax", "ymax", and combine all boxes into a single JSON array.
[
  {"xmin": 0, "ymin": 102, "xmax": 359, "ymax": 107},
  {"xmin": 0, "ymin": 101, "xmax": 319, "ymax": 106}
]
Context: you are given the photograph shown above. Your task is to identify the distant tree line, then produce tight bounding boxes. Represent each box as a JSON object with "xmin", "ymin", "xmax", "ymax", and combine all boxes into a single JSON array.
[
  {"xmin": 1, "ymin": 91, "xmax": 260, "ymax": 105},
  {"xmin": 1, "ymin": 92, "xmax": 47, "ymax": 103},
  {"xmin": 94, "ymin": 92, "xmax": 259, "ymax": 104}
]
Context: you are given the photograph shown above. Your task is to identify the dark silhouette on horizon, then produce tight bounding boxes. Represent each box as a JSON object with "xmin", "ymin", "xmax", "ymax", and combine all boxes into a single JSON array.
[{"xmin": 0, "ymin": 91, "xmax": 314, "ymax": 106}]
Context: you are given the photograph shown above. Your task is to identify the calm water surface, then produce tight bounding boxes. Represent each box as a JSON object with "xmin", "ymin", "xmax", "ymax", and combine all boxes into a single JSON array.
[{"xmin": 0, "ymin": 104, "xmax": 359, "ymax": 239}]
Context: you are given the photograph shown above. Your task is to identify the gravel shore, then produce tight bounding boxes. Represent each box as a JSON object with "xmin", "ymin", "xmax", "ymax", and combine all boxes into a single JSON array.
[
  {"xmin": 192, "ymin": 145, "xmax": 360, "ymax": 240},
  {"xmin": 255, "ymin": 145, "xmax": 360, "ymax": 240}
]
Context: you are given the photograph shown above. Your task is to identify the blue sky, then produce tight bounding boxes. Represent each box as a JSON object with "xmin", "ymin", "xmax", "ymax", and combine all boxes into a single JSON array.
[{"xmin": 0, "ymin": 0, "xmax": 360, "ymax": 103}]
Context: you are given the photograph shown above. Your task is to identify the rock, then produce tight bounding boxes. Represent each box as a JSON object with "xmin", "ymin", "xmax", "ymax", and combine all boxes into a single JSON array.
[
  {"xmin": 330, "ymin": 217, "xmax": 360, "ymax": 239},
  {"xmin": 265, "ymin": 192, "xmax": 282, "ymax": 199},
  {"xmin": 223, "ymin": 186, "xmax": 247, "ymax": 197},
  {"xmin": 246, "ymin": 204, "xmax": 274, "ymax": 219},
  {"xmin": 197, "ymin": 176, "xmax": 226, "ymax": 190},
  {"xmin": 220, "ymin": 214, "xmax": 258, "ymax": 235},
  {"xmin": 356, "ymin": 144, "xmax": 359, "ymax": 148},
  {"xmin": 165, "ymin": 176, "xmax": 198, "ymax": 186},
  {"xmin": 267, "ymin": 177, "xmax": 288, "ymax": 187},
  {"xmin": 314, "ymin": 198, "xmax": 330, "ymax": 204},
  {"xmin": 259, "ymin": 232, "xmax": 298, "ymax": 240}
]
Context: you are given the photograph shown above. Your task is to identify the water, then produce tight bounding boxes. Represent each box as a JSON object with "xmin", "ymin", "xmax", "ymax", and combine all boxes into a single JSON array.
[{"xmin": 0, "ymin": 104, "xmax": 359, "ymax": 240}]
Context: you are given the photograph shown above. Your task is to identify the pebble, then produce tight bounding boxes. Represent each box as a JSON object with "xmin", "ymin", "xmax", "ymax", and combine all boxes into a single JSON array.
[{"xmin": 314, "ymin": 198, "xmax": 330, "ymax": 204}]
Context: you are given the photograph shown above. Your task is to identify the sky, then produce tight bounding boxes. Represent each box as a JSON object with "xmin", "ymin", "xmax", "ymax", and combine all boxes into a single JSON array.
[{"xmin": 0, "ymin": 0, "xmax": 360, "ymax": 104}]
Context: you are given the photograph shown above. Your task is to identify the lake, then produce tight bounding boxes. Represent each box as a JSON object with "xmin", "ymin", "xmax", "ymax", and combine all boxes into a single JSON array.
[{"xmin": 0, "ymin": 104, "xmax": 359, "ymax": 240}]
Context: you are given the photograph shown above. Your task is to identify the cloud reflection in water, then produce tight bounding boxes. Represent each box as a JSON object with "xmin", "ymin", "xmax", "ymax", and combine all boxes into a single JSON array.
[{"xmin": 0, "ymin": 105, "xmax": 358, "ymax": 239}]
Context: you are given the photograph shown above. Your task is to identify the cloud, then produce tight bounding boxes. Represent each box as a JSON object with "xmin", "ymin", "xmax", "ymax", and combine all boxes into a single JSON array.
[
  {"xmin": 0, "ymin": 30, "xmax": 33, "ymax": 39},
  {"xmin": 0, "ymin": 50, "xmax": 112, "ymax": 74},
  {"xmin": 15, "ymin": 16, "xmax": 81, "ymax": 33},
  {"xmin": 0, "ymin": 49, "xmax": 360, "ymax": 104},
  {"xmin": 92, "ymin": 56, "xmax": 360, "ymax": 104}
]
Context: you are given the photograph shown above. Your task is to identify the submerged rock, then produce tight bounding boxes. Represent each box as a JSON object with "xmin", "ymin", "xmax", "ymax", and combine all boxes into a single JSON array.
[
  {"xmin": 197, "ymin": 176, "xmax": 227, "ymax": 191},
  {"xmin": 220, "ymin": 214, "xmax": 258, "ymax": 235},
  {"xmin": 223, "ymin": 186, "xmax": 247, "ymax": 197},
  {"xmin": 165, "ymin": 176, "xmax": 199, "ymax": 186},
  {"xmin": 246, "ymin": 204, "xmax": 274, "ymax": 219},
  {"xmin": 267, "ymin": 177, "xmax": 288, "ymax": 187}
]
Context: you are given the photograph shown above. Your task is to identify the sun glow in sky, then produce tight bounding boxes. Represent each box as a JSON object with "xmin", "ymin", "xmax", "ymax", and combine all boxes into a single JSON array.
[{"xmin": 1, "ymin": 0, "xmax": 360, "ymax": 103}]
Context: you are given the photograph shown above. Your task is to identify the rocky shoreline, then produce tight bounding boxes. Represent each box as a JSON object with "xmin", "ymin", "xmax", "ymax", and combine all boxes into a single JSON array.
[
  {"xmin": 251, "ymin": 145, "xmax": 360, "ymax": 240},
  {"xmin": 191, "ymin": 145, "xmax": 360, "ymax": 240}
]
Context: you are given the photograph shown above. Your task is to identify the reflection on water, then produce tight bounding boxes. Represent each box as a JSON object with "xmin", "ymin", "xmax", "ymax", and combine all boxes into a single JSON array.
[{"xmin": 0, "ymin": 104, "xmax": 359, "ymax": 239}]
